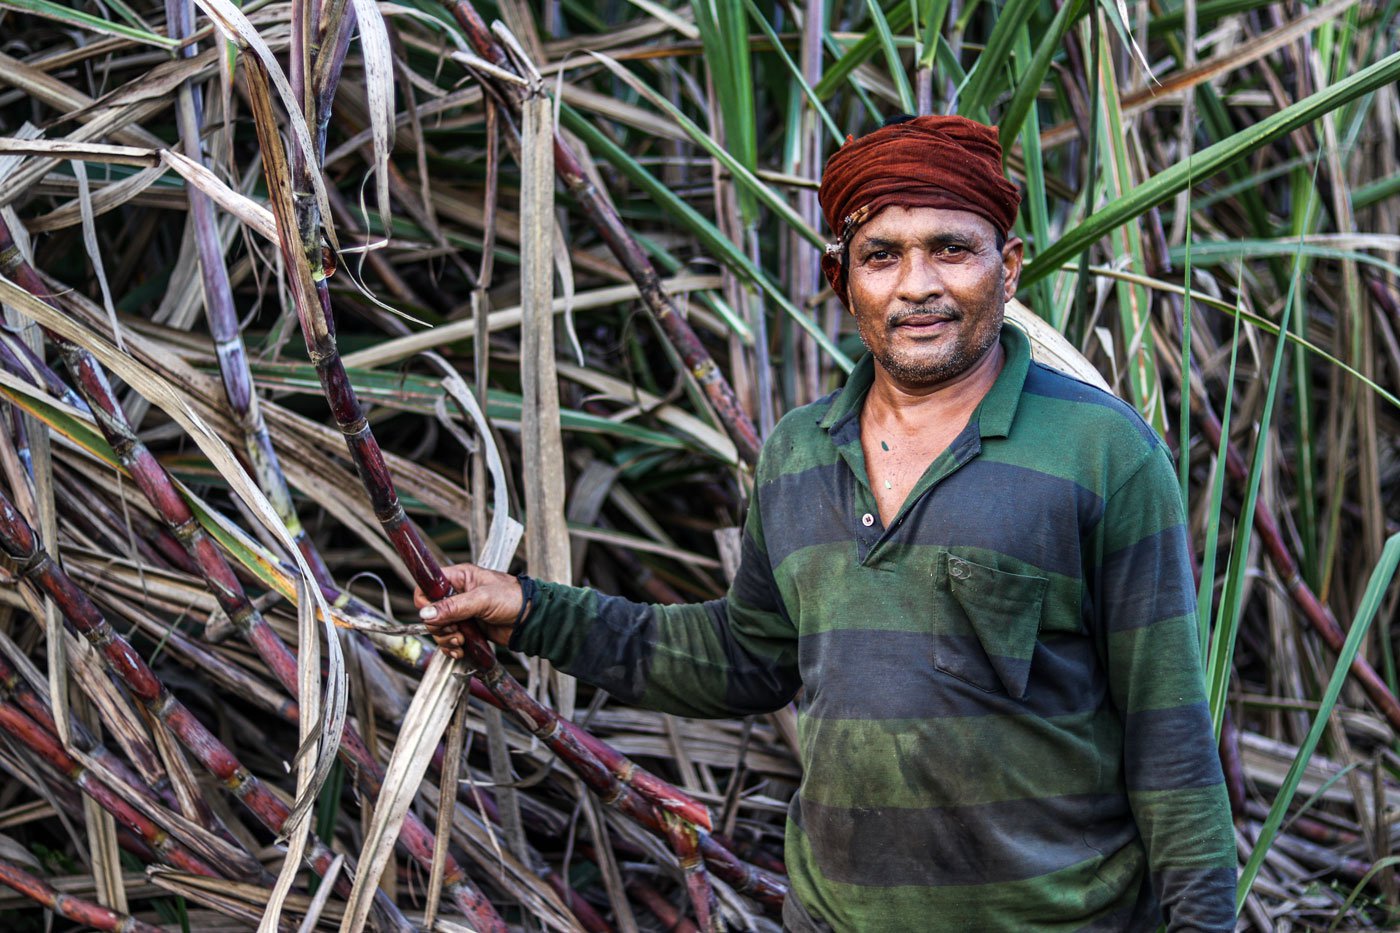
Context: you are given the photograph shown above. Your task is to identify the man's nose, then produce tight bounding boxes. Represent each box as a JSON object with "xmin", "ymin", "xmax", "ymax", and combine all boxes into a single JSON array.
[{"xmin": 896, "ymin": 252, "xmax": 945, "ymax": 304}]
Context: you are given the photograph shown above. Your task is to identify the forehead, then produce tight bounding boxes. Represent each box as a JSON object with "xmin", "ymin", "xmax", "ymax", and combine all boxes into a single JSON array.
[{"xmin": 852, "ymin": 205, "xmax": 997, "ymax": 244}]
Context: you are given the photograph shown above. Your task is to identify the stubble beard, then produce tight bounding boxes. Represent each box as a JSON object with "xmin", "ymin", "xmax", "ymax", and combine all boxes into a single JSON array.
[{"xmin": 857, "ymin": 298, "xmax": 1006, "ymax": 389}]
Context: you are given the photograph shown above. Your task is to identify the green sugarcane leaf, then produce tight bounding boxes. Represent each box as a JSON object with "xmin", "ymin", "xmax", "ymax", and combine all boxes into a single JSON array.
[
  {"xmin": 998, "ymin": 0, "xmax": 1090, "ymax": 151},
  {"xmin": 0, "ymin": 0, "xmax": 179, "ymax": 45},
  {"xmin": 1209, "ymin": 172, "xmax": 1316, "ymax": 738},
  {"xmin": 1080, "ymin": 264, "xmax": 1400, "ymax": 410},
  {"xmin": 562, "ymin": 105, "xmax": 854, "ymax": 371},
  {"xmin": 1021, "ymin": 48, "xmax": 1400, "ymax": 286},
  {"xmin": 743, "ymin": 0, "xmax": 843, "ymax": 144},
  {"xmin": 1094, "ymin": 17, "xmax": 1163, "ymax": 432},
  {"xmin": 586, "ymin": 51, "xmax": 823, "ymax": 247},
  {"xmin": 813, "ymin": 1, "xmax": 915, "ymax": 100},
  {"xmin": 914, "ymin": 0, "xmax": 951, "ymax": 70},
  {"xmin": 958, "ymin": 0, "xmax": 1044, "ymax": 118},
  {"xmin": 865, "ymin": 0, "xmax": 916, "ymax": 114}
]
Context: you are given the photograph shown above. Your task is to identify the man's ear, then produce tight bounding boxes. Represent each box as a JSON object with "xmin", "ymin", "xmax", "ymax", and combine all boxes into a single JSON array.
[{"xmin": 1001, "ymin": 236, "xmax": 1025, "ymax": 301}]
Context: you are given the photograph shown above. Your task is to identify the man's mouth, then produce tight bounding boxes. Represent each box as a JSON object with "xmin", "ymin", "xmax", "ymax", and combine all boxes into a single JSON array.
[{"xmin": 891, "ymin": 311, "xmax": 958, "ymax": 332}]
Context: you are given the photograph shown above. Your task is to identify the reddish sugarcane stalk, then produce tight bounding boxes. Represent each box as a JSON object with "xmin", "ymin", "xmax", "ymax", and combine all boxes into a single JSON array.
[
  {"xmin": 1194, "ymin": 402, "xmax": 1400, "ymax": 733},
  {"xmin": 627, "ymin": 877, "xmax": 700, "ymax": 933},
  {"xmin": 0, "ymin": 487, "xmax": 415, "ymax": 932},
  {"xmin": 248, "ymin": 45, "xmax": 720, "ymax": 846},
  {"xmin": 0, "ymin": 651, "xmax": 169, "ymax": 813},
  {"xmin": 0, "ymin": 637, "xmax": 259, "ymax": 874},
  {"xmin": 662, "ymin": 813, "xmax": 720, "ymax": 932},
  {"xmin": 462, "ymin": 674, "xmax": 785, "ymax": 905},
  {"xmin": 443, "ymin": 0, "xmax": 761, "ymax": 466},
  {"xmin": 0, "ymin": 700, "xmax": 225, "ymax": 879},
  {"xmin": 285, "ymin": 248, "xmax": 736, "ymax": 913},
  {"xmin": 544, "ymin": 871, "xmax": 614, "ymax": 933},
  {"xmin": 0, "ymin": 328, "xmax": 88, "ymax": 412},
  {"xmin": 0, "ymin": 855, "xmax": 165, "ymax": 933},
  {"xmin": 0, "ymin": 216, "xmax": 508, "ymax": 930}
]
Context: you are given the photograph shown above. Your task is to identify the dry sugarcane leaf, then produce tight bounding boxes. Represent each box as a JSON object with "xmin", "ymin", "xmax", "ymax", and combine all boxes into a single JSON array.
[
  {"xmin": 25, "ymin": 165, "xmax": 170, "ymax": 234},
  {"xmin": 340, "ymin": 273, "xmax": 724, "ymax": 370},
  {"xmin": 338, "ymin": 650, "xmax": 467, "ymax": 933},
  {"xmin": 160, "ymin": 150, "xmax": 279, "ymax": 243},
  {"xmin": 554, "ymin": 360, "xmax": 739, "ymax": 464},
  {"xmin": 68, "ymin": 160, "xmax": 123, "ymax": 350},
  {"xmin": 0, "ymin": 99, "xmax": 170, "ymax": 208},
  {"xmin": 347, "ymin": 0, "xmax": 396, "ymax": 234},
  {"xmin": 0, "ymin": 50, "xmax": 165, "ymax": 149},
  {"xmin": 1007, "ymin": 300, "xmax": 1112, "ymax": 392},
  {"xmin": 0, "ymin": 139, "xmax": 159, "ymax": 168}
]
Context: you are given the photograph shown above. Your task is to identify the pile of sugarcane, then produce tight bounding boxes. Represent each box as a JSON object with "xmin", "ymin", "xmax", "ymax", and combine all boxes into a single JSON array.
[{"xmin": 1, "ymin": 0, "xmax": 1399, "ymax": 928}]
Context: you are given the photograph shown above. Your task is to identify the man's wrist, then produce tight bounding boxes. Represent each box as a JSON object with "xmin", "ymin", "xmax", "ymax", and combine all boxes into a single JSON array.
[{"xmin": 507, "ymin": 575, "xmax": 538, "ymax": 650}]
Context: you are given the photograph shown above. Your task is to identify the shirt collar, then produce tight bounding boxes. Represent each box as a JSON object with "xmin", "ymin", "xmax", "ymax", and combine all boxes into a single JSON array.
[{"xmin": 818, "ymin": 322, "xmax": 1032, "ymax": 439}]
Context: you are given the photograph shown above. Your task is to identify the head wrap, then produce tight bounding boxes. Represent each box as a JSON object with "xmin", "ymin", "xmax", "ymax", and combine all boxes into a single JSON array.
[{"xmin": 818, "ymin": 115, "xmax": 1021, "ymax": 300}]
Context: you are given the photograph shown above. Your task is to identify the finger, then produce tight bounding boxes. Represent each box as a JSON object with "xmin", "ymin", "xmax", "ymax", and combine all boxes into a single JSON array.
[
  {"xmin": 417, "ymin": 590, "xmax": 482, "ymax": 624},
  {"xmin": 412, "ymin": 588, "xmax": 428, "ymax": 609}
]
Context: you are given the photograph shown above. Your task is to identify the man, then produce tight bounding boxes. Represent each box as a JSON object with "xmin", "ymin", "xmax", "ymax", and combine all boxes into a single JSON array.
[{"xmin": 417, "ymin": 115, "xmax": 1236, "ymax": 931}]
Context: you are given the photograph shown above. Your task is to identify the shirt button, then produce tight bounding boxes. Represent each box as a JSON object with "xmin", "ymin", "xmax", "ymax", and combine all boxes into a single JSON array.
[
  {"xmin": 861, "ymin": 513, "xmax": 875, "ymax": 527},
  {"xmin": 949, "ymin": 558, "xmax": 970, "ymax": 579}
]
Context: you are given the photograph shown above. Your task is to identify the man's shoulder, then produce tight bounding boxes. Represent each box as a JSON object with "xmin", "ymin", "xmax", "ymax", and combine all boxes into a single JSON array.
[
  {"xmin": 1012, "ymin": 359, "xmax": 1172, "ymax": 494},
  {"xmin": 753, "ymin": 389, "xmax": 845, "ymax": 483}
]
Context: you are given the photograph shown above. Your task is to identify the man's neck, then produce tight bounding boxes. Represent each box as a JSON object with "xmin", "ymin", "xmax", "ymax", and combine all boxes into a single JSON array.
[{"xmin": 863, "ymin": 339, "xmax": 1006, "ymax": 435}]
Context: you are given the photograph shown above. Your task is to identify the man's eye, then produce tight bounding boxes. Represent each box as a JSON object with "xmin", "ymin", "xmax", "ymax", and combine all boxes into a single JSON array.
[{"xmin": 868, "ymin": 250, "xmax": 892, "ymax": 262}]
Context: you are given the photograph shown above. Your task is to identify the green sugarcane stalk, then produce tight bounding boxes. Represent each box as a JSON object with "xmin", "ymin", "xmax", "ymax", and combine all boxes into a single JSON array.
[
  {"xmin": 0, "ymin": 855, "xmax": 165, "ymax": 933},
  {"xmin": 0, "ymin": 484, "xmax": 414, "ymax": 932}
]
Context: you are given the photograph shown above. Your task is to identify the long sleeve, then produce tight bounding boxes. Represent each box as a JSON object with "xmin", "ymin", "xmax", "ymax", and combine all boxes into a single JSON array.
[
  {"xmin": 1093, "ymin": 444, "xmax": 1237, "ymax": 931},
  {"xmin": 510, "ymin": 480, "xmax": 801, "ymax": 719}
]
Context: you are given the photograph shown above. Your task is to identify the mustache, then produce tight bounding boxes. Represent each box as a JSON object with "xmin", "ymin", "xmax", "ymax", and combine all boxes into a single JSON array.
[{"xmin": 887, "ymin": 306, "xmax": 961, "ymax": 326}]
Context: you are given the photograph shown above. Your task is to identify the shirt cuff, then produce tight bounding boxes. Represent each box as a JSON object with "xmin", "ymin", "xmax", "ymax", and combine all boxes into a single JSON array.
[{"xmin": 506, "ymin": 574, "xmax": 541, "ymax": 653}]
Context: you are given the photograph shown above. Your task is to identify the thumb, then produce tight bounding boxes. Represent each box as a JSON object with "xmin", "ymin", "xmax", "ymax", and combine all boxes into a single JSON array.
[{"xmin": 418, "ymin": 589, "xmax": 490, "ymax": 626}]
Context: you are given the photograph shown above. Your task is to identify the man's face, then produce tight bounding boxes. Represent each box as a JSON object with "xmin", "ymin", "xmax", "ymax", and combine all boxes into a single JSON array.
[{"xmin": 846, "ymin": 206, "xmax": 1023, "ymax": 390}]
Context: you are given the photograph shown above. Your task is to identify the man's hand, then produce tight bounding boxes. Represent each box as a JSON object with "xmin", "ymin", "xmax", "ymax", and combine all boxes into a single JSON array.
[{"xmin": 413, "ymin": 563, "xmax": 524, "ymax": 658}]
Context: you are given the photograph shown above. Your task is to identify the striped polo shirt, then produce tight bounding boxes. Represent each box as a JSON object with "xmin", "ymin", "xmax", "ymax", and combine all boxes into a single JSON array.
[{"xmin": 513, "ymin": 324, "xmax": 1236, "ymax": 931}]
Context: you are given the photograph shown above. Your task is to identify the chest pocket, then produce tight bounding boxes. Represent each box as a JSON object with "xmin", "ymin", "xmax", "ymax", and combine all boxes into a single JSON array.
[{"xmin": 934, "ymin": 552, "xmax": 1047, "ymax": 699}]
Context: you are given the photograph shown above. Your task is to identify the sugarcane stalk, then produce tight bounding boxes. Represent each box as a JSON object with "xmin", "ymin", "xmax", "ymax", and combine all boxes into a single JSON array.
[
  {"xmin": 459, "ymin": 673, "xmax": 784, "ymax": 904},
  {"xmin": 246, "ymin": 13, "xmax": 723, "ymax": 857},
  {"xmin": 0, "ymin": 700, "xmax": 224, "ymax": 879},
  {"xmin": 443, "ymin": 0, "xmax": 761, "ymax": 466},
  {"xmin": 0, "ymin": 328, "xmax": 88, "ymax": 412},
  {"xmin": 164, "ymin": 0, "xmax": 336, "ymax": 595},
  {"xmin": 247, "ymin": 55, "xmax": 738, "ymax": 904},
  {"xmin": 0, "ymin": 631, "xmax": 264, "ymax": 876},
  {"xmin": 0, "ymin": 486, "xmax": 414, "ymax": 932},
  {"xmin": 1192, "ymin": 398, "xmax": 1400, "ymax": 733},
  {"xmin": 0, "ymin": 214, "xmax": 508, "ymax": 930},
  {"xmin": 627, "ymin": 876, "xmax": 700, "ymax": 933},
  {"xmin": 0, "ymin": 650, "xmax": 166, "ymax": 812},
  {"xmin": 0, "ymin": 855, "xmax": 165, "ymax": 933},
  {"xmin": 544, "ymin": 872, "xmax": 613, "ymax": 933},
  {"xmin": 662, "ymin": 812, "xmax": 720, "ymax": 932}
]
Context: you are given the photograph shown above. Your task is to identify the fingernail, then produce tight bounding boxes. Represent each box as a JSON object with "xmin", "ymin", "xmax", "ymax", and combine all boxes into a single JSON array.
[{"xmin": 419, "ymin": 606, "xmax": 438, "ymax": 621}]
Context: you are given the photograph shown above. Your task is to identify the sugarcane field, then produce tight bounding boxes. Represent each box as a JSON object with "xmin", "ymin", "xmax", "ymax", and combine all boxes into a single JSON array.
[{"xmin": 0, "ymin": 0, "xmax": 1397, "ymax": 929}]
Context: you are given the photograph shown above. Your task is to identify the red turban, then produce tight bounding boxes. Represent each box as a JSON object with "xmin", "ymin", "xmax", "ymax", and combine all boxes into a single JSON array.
[{"xmin": 818, "ymin": 115, "xmax": 1021, "ymax": 300}]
